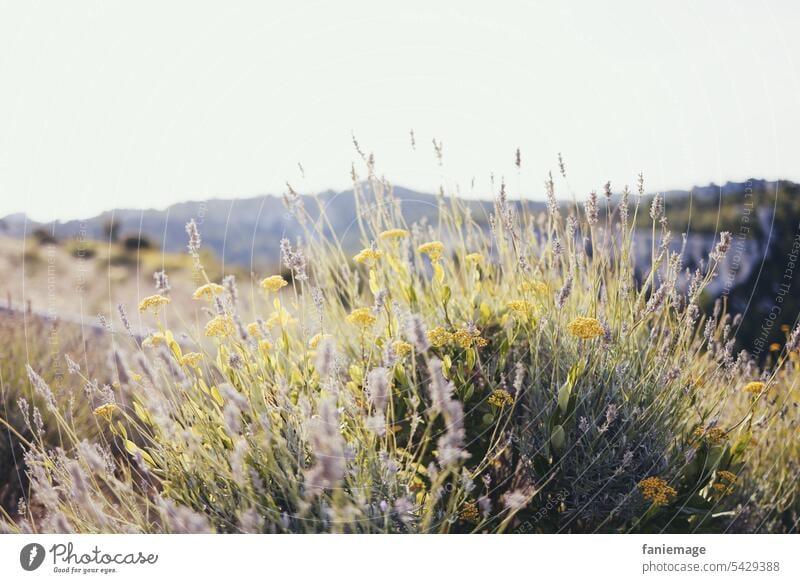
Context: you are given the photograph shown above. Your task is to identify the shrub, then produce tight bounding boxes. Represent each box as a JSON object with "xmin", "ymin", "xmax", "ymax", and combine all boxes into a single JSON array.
[
  {"xmin": 122, "ymin": 234, "xmax": 154, "ymax": 251},
  {"xmin": 0, "ymin": 314, "xmax": 106, "ymax": 523},
  {"xmin": 2, "ymin": 171, "xmax": 797, "ymax": 533}
]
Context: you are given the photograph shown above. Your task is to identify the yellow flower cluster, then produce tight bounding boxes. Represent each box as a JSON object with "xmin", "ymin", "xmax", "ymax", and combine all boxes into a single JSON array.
[
  {"xmin": 717, "ymin": 470, "xmax": 737, "ymax": 483},
  {"xmin": 705, "ymin": 427, "xmax": 726, "ymax": 444},
  {"xmin": 518, "ymin": 280, "xmax": 548, "ymax": 295},
  {"xmin": 192, "ymin": 283, "xmax": 225, "ymax": 300},
  {"xmin": 392, "ymin": 340, "xmax": 413, "ymax": 357},
  {"xmin": 93, "ymin": 402, "xmax": 119, "ymax": 422},
  {"xmin": 346, "ymin": 308, "xmax": 377, "ymax": 328},
  {"xmin": 353, "ymin": 248, "xmax": 383, "ymax": 264},
  {"xmin": 459, "ymin": 500, "xmax": 481, "ymax": 523},
  {"xmin": 692, "ymin": 426, "xmax": 726, "ymax": 445},
  {"xmin": 179, "ymin": 352, "xmax": 203, "ymax": 368},
  {"xmin": 506, "ymin": 300, "xmax": 536, "ymax": 317},
  {"xmin": 743, "ymin": 381, "xmax": 765, "ymax": 395},
  {"xmin": 427, "ymin": 326, "xmax": 453, "ymax": 348},
  {"xmin": 711, "ymin": 482, "xmax": 734, "ymax": 495},
  {"xmin": 260, "ymin": 275, "xmax": 288, "ymax": 292},
  {"xmin": 379, "ymin": 228, "xmax": 409, "ymax": 240},
  {"xmin": 713, "ymin": 470, "xmax": 737, "ymax": 494},
  {"xmin": 453, "ymin": 327, "xmax": 489, "ymax": 349},
  {"xmin": 418, "ymin": 241, "xmax": 445, "ymax": 262},
  {"xmin": 427, "ymin": 326, "xmax": 487, "ymax": 349},
  {"xmin": 138, "ymin": 294, "xmax": 170, "ymax": 313},
  {"xmin": 205, "ymin": 315, "xmax": 235, "ymax": 337},
  {"xmin": 567, "ymin": 316, "xmax": 604, "ymax": 339},
  {"xmin": 247, "ymin": 322, "xmax": 262, "ymax": 338},
  {"xmin": 638, "ymin": 476, "xmax": 677, "ymax": 506},
  {"xmin": 142, "ymin": 332, "xmax": 166, "ymax": 348},
  {"xmin": 488, "ymin": 389, "xmax": 514, "ymax": 408},
  {"xmin": 258, "ymin": 339, "xmax": 273, "ymax": 357},
  {"xmin": 465, "ymin": 253, "xmax": 483, "ymax": 264}
]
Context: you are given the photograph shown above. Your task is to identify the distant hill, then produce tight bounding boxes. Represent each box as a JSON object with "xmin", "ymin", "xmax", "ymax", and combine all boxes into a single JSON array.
[{"xmin": 0, "ymin": 186, "xmax": 508, "ymax": 267}]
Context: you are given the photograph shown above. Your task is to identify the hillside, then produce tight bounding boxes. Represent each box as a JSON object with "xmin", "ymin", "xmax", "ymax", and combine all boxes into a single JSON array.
[{"xmin": 0, "ymin": 186, "xmax": 504, "ymax": 267}]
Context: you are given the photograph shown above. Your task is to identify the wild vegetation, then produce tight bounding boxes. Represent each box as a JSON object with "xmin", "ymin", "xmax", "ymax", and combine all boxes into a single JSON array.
[{"xmin": 1, "ymin": 159, "xmax": 797, "ymax": 533}]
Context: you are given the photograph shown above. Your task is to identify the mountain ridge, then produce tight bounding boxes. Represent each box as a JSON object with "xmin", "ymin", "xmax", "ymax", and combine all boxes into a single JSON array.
[{"xmin": 0, "ymin": 179, "xmax": 793, "ymax": 267}]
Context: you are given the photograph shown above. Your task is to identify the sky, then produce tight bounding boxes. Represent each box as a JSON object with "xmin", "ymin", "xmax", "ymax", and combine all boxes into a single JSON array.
[{"xmin": 1, "ymin": 1, "xmax": 799, "ymax": 221}]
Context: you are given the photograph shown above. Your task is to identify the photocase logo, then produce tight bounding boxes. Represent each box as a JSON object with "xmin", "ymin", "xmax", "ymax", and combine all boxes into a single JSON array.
[{"xmin": 19, "ymin": 543, "xmax": 46, "ymax": 571}]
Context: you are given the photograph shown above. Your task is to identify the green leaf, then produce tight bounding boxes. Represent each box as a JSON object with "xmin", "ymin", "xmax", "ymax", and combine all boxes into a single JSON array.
[
  {"xmin": 433, "ymin": 263, "xmax": 445, "ymax": 285},
  {"xmin": 133, "ymin": 401, "xmax": 151, "ymax": 425},
  {"xmin": 730, "ymin": 431, "xmax": 751, "ymax": 462},
  {"xmin": 369, "ymin": 269, "xmax": 380, "ymax": 294},
  {"xmin": 557, "ymin": 380, "xmax": 572, "ymax": 417},
  {"xmin": 551, "ymin": 424, "xmax": 566, "ymax": 455},
  {"xmin": 555, "ymin": 362, "xmax": 582, "ymax": 419},
  {"xmin": 125, "ymin": 439, "xmax": 155, "ymax": 466},
  {"xmin": 442, "ymin": 285, "xmax": 452, "ymax": 303},
  {"xmin": 466, "ymin": 348, "xmax": 476, "ymax": 369}
]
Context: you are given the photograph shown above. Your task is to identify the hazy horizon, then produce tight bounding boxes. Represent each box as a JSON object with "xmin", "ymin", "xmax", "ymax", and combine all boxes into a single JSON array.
[
  {"xmin": 0, "ymin": 175, "xmax": 790, "ymax": 225},
  {"xmin": 2, "ymin": 1, "xmax": 800, "ymax": 221}
]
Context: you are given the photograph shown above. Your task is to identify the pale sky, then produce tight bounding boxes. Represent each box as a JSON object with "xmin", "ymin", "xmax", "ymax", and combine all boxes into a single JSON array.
[{"xmin": 1, "ymin": 1, "xmax": 799, "ymax": 221}]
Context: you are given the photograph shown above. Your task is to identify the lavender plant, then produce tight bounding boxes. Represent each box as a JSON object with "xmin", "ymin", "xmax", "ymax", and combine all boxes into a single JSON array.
[{"xmin": 2, "ymin": 156, "xmax": 797, "ymax": 534}]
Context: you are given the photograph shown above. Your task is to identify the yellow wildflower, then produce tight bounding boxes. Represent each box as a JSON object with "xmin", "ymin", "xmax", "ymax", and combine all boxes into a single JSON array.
[
  {"xmin": 769, "ymin": 342, "xmax": 781, "ymax": 352},
  {"xmin": 353, "ymin": 248, "xmax": 384, "ymax": 264},
  {"xmin": 346, "ymin": 308, "xmax": 377, "ymax": 328},
  {"xmin": 743, "ymin": 381, "xmax": 765, "ymax": 395},
  {"xmin": 379, "ymin": 228, "xmax": 409, "ymax": 240},
  {"xmin": 93, "ymin": 402, "xmax": 119, "ymax": 422},
  {"xmin": 192, "ymin": 283, "xmax": 225, "ymax": 300},
  {"xmin": 705, "ymin": 427, "xmax": 726, "ymax": 444},
  {"xmin": 138, "ymin": 294, "xmax": 170, "ymax": 313},
  {"xmin": 260, "ymin": 275, "xmax": 288, "ymax": 292},
  {"xmin": 205, "ymin": 315, "xmax": 235, "ymax": 337},
  {"xmin": 717, "ymin": 470, "xmax": 737, "ymax": 484},
  {"xmin": 247, "ymin": 322, "xmax": 262, "ymax": 338},
  {"xmin": 692, "ymin": 425, "xmax": 725, "ymax": 445},
  {"xmin": 459, "ymin": 500, "xmax": 481, "ymax": 523},
  {"xmin": 392, "ymin": 340, "xmax": 413, "ymax": 357},
  {"xmin": 712, "ymin": 481, "xmax": 734, "ymax": 496},
  {"xmin": 179, "ymin": 352, "xmax": 203, "ymax": 368},
  {"xmin": 638, "ymin": 476, "xmax": 677, "ymax": 506},
  {"xmin": 258, "ymin": 339, "xmax": 273, "ymax": 357},
  {"xmin": 488, "ymin": 389, "xmax": 514, "ymax": 408},
  {"xmin": 418, "ymin": 241, "xmax": 445, "ymax": 262},
  {"xmin": 453, "ymin": 327, "xmax": 488, "ymax": 349},
  {"xmin": 142, "ymin": 332, "xmax": 166, "ymax": 348},
  {"xmin": 465, "ymin": 253, "xmax": 483, "ymax": 264},
  {"xmin": 427, "ymin": 326, "xmax": 453, "ymax": 348},
  {"xmin": 567, "ymin": 316, "xmax": 604, "ymax": 339},
  {"xmin": 518, "ymin": 280, "xmax": 548, "ymax": 295},
  {"xmin": 506, "ymin": 300, "xmax": 536, "ymax": 317}
]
